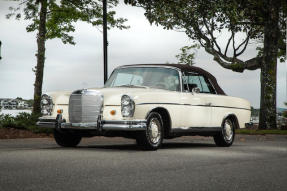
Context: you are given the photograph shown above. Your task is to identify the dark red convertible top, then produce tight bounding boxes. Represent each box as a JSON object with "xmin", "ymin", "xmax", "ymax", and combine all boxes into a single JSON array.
[{"xmin": 121, "ymin": 64, "xmax": 226, "ymax": 95}]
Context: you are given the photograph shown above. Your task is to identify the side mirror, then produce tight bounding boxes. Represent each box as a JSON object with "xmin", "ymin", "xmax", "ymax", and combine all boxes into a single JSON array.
[{"xmin": 192, "ymin": 87, "xmax": 200, "ymax": 94}]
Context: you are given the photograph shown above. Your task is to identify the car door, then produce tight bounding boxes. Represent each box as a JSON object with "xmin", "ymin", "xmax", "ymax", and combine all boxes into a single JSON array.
[{"xmin": 179, "ymin": 72, "xmax": 215, "ymax": 128}]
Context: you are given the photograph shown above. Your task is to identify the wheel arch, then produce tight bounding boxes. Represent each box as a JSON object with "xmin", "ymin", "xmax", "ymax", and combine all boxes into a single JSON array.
[
  {"xmin": 145, "ymin": 107, "xmax": 172, "ymax": 137},
  {"xmin": 222, "ymin": 113, "xmax": 240, "ymax": 129}
]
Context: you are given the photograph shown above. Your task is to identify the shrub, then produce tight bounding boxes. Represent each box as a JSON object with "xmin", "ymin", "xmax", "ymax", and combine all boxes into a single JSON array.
[
  {"xmin": 0, "ymin": 113, "xmax": 52, "ymax": 134},
  {"xmin": 0, "ymin": 114, "xmax": 15, "ymax": 128}
]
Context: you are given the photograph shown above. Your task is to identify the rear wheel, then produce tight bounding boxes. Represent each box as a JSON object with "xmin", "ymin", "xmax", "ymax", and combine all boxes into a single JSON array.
[
  {"xmin": 136, "ymin": 112, "xmax": 163, "ymax": 150},
  {"xmin": 54, "ymin": 129, "xmax": 82, "ymax": 147},
  {"xmin": 213, "ymin": 118, "xmax": 235, "ymax": 147}
]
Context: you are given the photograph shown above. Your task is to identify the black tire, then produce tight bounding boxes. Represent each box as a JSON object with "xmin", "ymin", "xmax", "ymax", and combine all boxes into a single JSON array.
[
  {"xmin": 136, "ymin": 112, "xmax": 163, "ymax": 150},
  {"xmin": 213, "ymin": 118, "xmax": 235, "ymax": 147},
  {"xmin": 54, "ymin": 129, "xmax": 82, "ymax": 147}
]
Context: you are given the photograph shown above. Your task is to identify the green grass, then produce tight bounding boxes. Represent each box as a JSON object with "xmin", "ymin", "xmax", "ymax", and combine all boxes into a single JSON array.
[{"xmin": 236, "ymin": 129, "xmax": 287, "ymax": 135}]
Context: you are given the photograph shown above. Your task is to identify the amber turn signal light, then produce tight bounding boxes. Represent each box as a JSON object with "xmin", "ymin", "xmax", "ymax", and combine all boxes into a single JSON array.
[
  {"xmin": 57, "ymin": 109, "xmax": 63, "ymax": 114},
  {"xmin": 110, "ymin": 110, "xmax": 116, "ymax": 115}
]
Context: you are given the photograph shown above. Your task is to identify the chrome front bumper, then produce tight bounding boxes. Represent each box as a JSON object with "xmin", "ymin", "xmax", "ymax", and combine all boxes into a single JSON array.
[{"xmin": 36, "ymin": 116, "xmax": 147, "ymax": 131}]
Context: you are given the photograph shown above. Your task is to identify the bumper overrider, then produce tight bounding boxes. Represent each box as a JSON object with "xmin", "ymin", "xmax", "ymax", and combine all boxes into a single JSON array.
[{"xmin": 36, "ymin": 114, "xmax": 147, "ymax": 131}]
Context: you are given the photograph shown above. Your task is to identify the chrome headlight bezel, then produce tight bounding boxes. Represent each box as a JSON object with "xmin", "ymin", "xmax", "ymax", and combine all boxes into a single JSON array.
[
  {"xmin": 41, "ymin": 94, "xmax": 54, "ymax": 116},
  {"xmin": 121, "ymin": 95, "xmax": 135, "ymax": 117}
]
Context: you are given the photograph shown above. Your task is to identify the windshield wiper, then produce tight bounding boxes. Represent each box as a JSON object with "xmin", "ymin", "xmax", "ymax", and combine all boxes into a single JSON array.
[{"xmin": 115, "ymin": 85, "xmax": 149, "ymax": 89}]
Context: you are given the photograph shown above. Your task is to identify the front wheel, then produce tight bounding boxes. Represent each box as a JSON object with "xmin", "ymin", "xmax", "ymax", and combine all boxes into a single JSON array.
[
  {"xmin": 54, "ymin": 129, "xmax": 82, "ymax": 147},
  {"xmin": 213, "ymin": 118, "xmax": 235, "ymax": 147},
  {"xmin": 136, "ymin": 112, "xmax": 163, "ymax": 150}
]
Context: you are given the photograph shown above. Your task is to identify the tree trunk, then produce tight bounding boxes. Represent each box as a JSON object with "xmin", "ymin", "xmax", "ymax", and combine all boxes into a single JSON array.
[
  {"xmin": 259, "ymin": 0, "xmax": 280, "ymax": 129},
  {"xmin": 32, "ymin": 0, "xmax": 47, "ymax": 115}
]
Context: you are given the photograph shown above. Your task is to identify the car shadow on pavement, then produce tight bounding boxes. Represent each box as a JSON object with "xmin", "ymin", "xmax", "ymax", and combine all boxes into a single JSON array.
[
  {"xmin": 161, "ymin": 142, "xmax": 216, "ymax": 149},
  {"xmin": 44, "ymin": 142, "xmax": 216, "ymax": 151}
]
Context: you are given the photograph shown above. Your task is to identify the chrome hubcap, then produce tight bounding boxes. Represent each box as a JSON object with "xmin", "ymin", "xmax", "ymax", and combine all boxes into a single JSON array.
[
  {"xmin": 223, "ymin": 120, "xmax": 233, "ymax": 141},
  {"xmin": 148, "ymin": 118, "xmax": 161, "ymax": 144}
]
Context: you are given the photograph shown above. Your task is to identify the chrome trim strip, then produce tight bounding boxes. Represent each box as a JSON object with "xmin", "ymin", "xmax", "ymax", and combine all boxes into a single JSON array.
[
  {"xmin": 102, "ymin": 124, "xmax": 146, "ymax": 131},
  {"xmin": 38, "ymin": 116, "xmax": 57, "ymax": 120},
  {"xmin": 102, "ymin": 120, "xmax": 147, "ymax": 131},
  {"xmin": 36, "ymin": 121, "xmax": 56, "ymax": 128},
  {"xmin": 103, "ymin": 120, "xmax": 147, "ymax": 124},
  {"xmin": 61, "ymin": 122, "xmax": 99, "ymax": 129},
  {"xmin": 172, "ymin": 127, "xmax": 221, "ymax": 133},
  {"xmin": 136, "ymin": 103, "xmax": 251, "ymax": 111}
]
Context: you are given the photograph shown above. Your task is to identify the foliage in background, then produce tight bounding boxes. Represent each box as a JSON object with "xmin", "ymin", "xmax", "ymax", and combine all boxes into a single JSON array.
[
  {"xmin": 125, "ymin": 0, "xmax": 287, "ymax": 129},
  {"xmin": 175, "ymin": 44, "xmax": 199, "ymax": 66},
  {"xmin": 283, "ymin": 102, "xmax": 287, "ymax": 118},
  {"xmin": 7, "ymin": 0, "xmax": 128, "ymax": 116},
  {"xmin": 7, "ymin": 0, "xmax": 128, "ymax": 44},
  {"xmin": 251, "ymin": 107, "xmax": 260, "ymax": 117},
  {"xmin": 0, "ymin": 113, "xmax": 52, "ymax": 134}
]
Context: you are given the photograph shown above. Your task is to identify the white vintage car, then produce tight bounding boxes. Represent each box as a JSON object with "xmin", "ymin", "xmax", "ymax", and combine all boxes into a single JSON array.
[{"xmin": 37, "ymin": 64, "xmax": 251, "ymax": 150}]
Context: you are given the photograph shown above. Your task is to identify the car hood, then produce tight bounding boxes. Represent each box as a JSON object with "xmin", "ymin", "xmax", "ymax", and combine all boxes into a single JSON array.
[{"xmin": 89, "ymin": 87, "xmax": 176, "ymax": 106}]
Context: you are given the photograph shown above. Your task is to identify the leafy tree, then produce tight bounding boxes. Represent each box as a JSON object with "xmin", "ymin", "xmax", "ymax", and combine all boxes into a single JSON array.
[
  {"xmin": 25, "ymin": 99, "xmax": 34, "ymax": 107},
  {"xmin": 175, "ymin": 44, "xmax": 199, "ymax": 66},
  {"xmin": 7, "ymin": 0, "xmax": 128, "ymax": 115},
  {"xmin": 125, "ymin": 0, "xmax": 286, "ymax": 129},
  {"xmin": 16, "ymin": 97, "xmax": 23, "ymax": 100}
]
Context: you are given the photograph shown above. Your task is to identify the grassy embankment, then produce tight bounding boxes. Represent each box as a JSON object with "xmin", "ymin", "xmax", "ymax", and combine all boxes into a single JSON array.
[{"xmin": 236, "ymin": 129, "xmax": 287, "ymax": 135}]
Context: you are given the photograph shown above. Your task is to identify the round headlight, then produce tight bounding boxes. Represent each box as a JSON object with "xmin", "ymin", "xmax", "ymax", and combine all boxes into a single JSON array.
[
  {"xmin": 121, "ymin": 95, "xmax": 135, "ymax": 117},
  {"xmin": 41, "ymin": 94, "xmax": 53, "ymax": 116}
]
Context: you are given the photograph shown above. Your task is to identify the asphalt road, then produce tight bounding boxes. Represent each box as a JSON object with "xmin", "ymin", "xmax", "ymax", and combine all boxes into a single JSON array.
[{"xmin": 0, "ymin": 135, "xmax": 287, "ymax": 191}]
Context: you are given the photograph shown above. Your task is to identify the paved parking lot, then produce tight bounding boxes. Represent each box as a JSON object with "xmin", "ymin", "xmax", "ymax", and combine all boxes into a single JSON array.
[{"xmin": 0, "ymin": 135, "xmax": 286, "ymax": 191}]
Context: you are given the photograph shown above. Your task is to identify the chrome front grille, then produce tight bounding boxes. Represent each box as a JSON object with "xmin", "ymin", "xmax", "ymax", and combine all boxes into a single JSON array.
[{"xmin": 69, "ymin": 90, "xmax": 103, "ymax": 123}]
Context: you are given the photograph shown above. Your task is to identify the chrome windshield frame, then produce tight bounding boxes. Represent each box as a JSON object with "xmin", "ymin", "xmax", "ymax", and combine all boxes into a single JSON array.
[{"xmin": 104, "ymin": 65, "xmax": 183, "ymax": 92}]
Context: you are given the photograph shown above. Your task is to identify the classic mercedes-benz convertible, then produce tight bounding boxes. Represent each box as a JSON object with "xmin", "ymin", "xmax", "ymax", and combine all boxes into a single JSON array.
[{"xmin": 37, "ymin": 64, "xmax": 251, "ymax": 150}]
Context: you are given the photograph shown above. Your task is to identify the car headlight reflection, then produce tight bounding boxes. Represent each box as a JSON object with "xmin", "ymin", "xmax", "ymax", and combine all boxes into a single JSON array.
[
  {"xmin": 41, "ymin": 94, "xmax": 53, "ymax": 116},
  {"xmin": 121, "ymin": 95, "xmax": 135, "ymax": 117}
]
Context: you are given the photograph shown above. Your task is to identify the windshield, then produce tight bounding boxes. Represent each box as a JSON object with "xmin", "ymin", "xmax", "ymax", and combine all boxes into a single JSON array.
[{"xmin": 105, "ymin": 67, "xmax": 180, "ymax": 91}]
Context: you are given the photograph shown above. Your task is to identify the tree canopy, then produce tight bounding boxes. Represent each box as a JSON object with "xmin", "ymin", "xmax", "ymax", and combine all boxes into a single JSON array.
[
  {"xmin": 125, "ymin": 0, "xmax": 286, "ymax": 72},
  {"xmin": 175, "ymin": 44, "xmax": 199, "ymax": 66},
  {"xmin": 7, "ymin": 0, "xmax": 128, "ymax": 45}
]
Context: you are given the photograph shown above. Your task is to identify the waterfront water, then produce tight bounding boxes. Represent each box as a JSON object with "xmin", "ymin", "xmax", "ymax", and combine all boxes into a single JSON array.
[{"xmin": 0, "ymin": 109, "xmax": 32, "ymax": 117}]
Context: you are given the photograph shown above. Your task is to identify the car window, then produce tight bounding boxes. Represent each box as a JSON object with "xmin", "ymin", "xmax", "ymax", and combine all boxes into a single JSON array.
[
  {"xmin": 112, "ymin": 73, "xmax": 143, "ymax": 87},
  {"xmin": 199, "ymin": 76, "xmax": 210, "ymax": 93},
  {"xmin": 183, "ymin": 73, "xmax": 215, "ymax": 94}
]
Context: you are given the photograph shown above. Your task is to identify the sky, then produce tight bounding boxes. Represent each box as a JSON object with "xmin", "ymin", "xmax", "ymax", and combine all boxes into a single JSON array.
[{"xmin": 0, "ymin": 1, "xmax": 286, "ymax": 108}]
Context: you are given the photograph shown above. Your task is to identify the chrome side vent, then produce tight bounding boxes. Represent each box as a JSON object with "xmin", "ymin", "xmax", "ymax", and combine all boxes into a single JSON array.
[{"xmin": 69, "ymin": 89, "xmax": 103, "ymax": 123}]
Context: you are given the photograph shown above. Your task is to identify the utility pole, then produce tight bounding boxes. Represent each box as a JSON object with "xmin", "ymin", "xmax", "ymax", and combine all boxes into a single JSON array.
[{"xmin": 103, "ymin": 0, "xmax": 108, "ymax": 83}]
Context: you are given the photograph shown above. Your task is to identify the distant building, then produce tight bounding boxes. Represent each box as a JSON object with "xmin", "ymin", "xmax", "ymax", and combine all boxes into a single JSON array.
[
  {"xmin": 0, "ymin": 98, "xmax": 31, "ymax": 109},
  {"xmin": 9, "ymin": 100, "xmax": 18, "ymax": 109},
  {"xmin": 0, "ymin": 99, "xmax": 11, "ymax": 109},
  {"xmin": 17, "ymin": 101, "xmax": 25, "ymax": 109}
]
